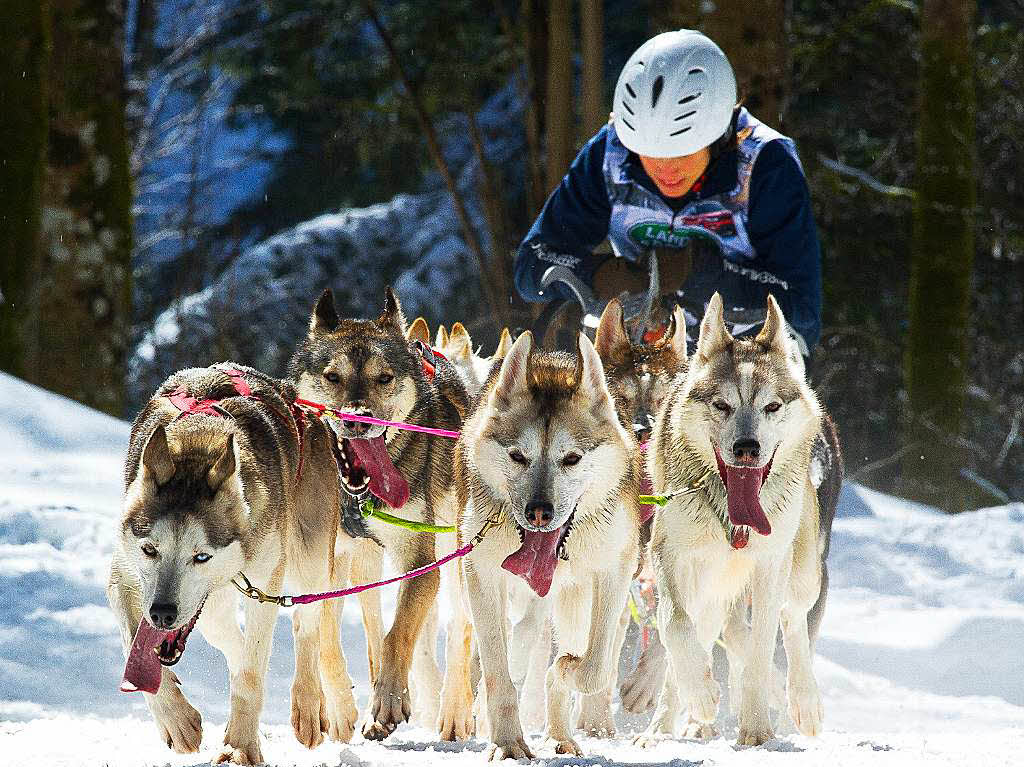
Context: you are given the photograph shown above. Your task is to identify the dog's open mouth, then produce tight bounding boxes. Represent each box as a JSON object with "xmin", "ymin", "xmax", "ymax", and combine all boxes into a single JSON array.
[
  {"xmin": 713, "ymin": 445, "xmax": 775, "ymax": 548},
  {"xmin": 119, "ymin": 598, "xmax": 206, "ymax": 694},
  {"xmin": 333, "ymin": 433, "xmax": 410, "ymax": 509},
  {"xmin": 337, "ymin": 437, "xmax": 370, "ymax": 494},
  {"xmin": 501, "ymin": 513, "xmax": 575, "ymax": 597}
]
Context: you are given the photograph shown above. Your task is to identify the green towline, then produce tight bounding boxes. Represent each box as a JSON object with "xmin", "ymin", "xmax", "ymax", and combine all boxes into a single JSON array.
[{"xmin": 360, "ymin": 498, "xmax": 456, "ymax": 533}]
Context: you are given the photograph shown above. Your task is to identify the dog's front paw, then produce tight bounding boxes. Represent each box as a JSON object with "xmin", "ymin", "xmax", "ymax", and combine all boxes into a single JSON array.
[
  {"xmin": 290, "ymin": 680, "xmax": 325, "ymax": 749},
  {"xmin": 149, "ymin": 675, "xmax": 203, "ymax": 753},
  {"xmin": 682, "ymin": 716, "xmax": 718, "ymax": 740},
  {"xmin": 487, "ymin": 736, "xmax": 535, "ymax": 761},
  {"xmin": 214, "ymin": 741, "xmax": 263, "ymax": 766},
  {"xmin": 325, "ymin": 689, "xmax": 359, "ymax": 743},
  {"xmin": 437, "ymin": 680, "xmax": 474, "ymax": 741},
  {"xmin": 619, "ymin": 639, "xmax": 666, "ymax": 714},
  {"xmin": 554, "ymin": 652, "xmax": 602, "ymax": 695},
  {"xmin": 685, "ymin": 666, "xmax": 720, "ymax": 724},
  {"xmin": 787, "ymin": 682, "xmax": 823, "ymax": 736},
  {"xmin": 576, "ymin": 693, "xmax": 615, "ymax": 737},
  {"xmin": 632, "ymin": 731, "xmax": 666, "ymax": 749},
  {"xmin": 554, "ymin": 737, "xmax": 583, "ymax": 756},
  {"xmin": 362, "ymin": 673, "xmax": 410, "ymax": 741}
]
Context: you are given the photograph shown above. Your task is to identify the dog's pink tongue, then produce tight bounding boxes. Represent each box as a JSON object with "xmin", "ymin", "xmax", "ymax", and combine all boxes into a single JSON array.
[
  {"xmin": 349, "ymin": 436, "xmax": 409, "ymax": 508},
  {"xmin": 722, "ymin": 464, "xmax": 772, "ymax": 536},
  {"xmin": 120, "ymin": 620, "xmax": 167, "ymax": 694},
  {"xmin": 502, "ymin": 529, "xmax": 563, "ymax": 597}
]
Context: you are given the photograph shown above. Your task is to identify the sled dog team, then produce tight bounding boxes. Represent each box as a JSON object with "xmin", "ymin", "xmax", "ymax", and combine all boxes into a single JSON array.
[{"xmin": 108, "ymin": 286, "xmax": 841, "ymax": 763}]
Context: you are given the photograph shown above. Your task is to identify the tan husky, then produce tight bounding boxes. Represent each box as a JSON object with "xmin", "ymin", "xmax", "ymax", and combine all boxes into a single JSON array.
[
  {"xmin": 451, "ymin": 331, "xmax": 641, "ymax": 759},
  {"xmin": 287, "ymin": 288, "xmax": 467, "ymax": 740},
  {"xmin": 107, "ymin": 364, "xmax": 358, "ymax": 764},
  {"xmin": 641, "ymin": 293, "xmax": 826, "ymax": 747}
]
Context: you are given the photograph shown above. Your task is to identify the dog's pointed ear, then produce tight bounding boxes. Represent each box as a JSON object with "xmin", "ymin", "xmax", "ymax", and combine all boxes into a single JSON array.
[
  {"xmin": 407, "ymin": 316, "xmax": 430, "ymax": 344},
  {"xmin": 142, "ymin": 426, "xmax": 175, "ymax": 485},
  {"xmin": 448, "ymin": 322, "xmax": 472, "ymax": 362},
  {"xmin": 435, "ymin": 324, "xmax": 449, "ymax": 349},
  {"xmin": 755, "ymin": 294, "xmax": 786, "ymax": 351},
  {"xmin": 695, "ymin": 293, "xmax": 732, "ymax": 363},
  {"xmin": 664, "ymin": 304, "xmax": 689, "ymax": 362},
  {"xmin": 378, "ymin": 286, "xmax": 408, "ymax": 335},
  {"xmin": 207, "ymin": 433, "xmax": 238, "ymax": 493},
  {"xmin": 493, "ymin": 327, "xmax": 513, "ymax": 360},
  {"xmin": 311, "ymin": 288, "xmax": 340, "ymax": 333},
  {"xmin": 594, "ymin": 298, "xmax": 631, "ymax": 367},
  {"xmin": 577, "ymin": 333, "xmax": 619, "ymax": 422},
  {"xmin": 492, "ymin": 330, "xmax": 533, "ymax": 409}
]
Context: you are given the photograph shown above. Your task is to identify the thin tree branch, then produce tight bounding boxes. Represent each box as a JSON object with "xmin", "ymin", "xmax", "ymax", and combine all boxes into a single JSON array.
[{"xmin": 817, "ymin": 153, "xmax": 916, "ymax": 199}]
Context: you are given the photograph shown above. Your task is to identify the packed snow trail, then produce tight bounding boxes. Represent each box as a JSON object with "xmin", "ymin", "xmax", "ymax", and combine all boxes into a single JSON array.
[{"xmin": 1, "ymin": 371, "xmax": 1022, "ymax": 766}]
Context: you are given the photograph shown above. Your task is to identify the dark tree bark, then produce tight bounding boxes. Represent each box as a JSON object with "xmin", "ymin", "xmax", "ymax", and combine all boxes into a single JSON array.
[
  {"xmin": 700, "ymin": 0, "xmax": 788, "ymax": 125},
  {"xmin": 0, "ymin": 0, "xmax": 51, "ymax": 382},
  {"xmin": 648, "ymin": 0, "xmax": 697, "ymax": 36},
  {"xmin": 580, "ymin": 0, "xmax": 605, "ymax": 138},
  {"xmin": 520, "ymin": 0, "xmax": 547, "ymax": 217},
  {"xmin": 544, "ymin": 0, "xmax": 574, "ymax": 191},
  {"xmin": 901, "ymin": 0, "xmax": 977, "ymax": 511},
  {"xmin": 36, "ymin": 0, "xmax": 134, "ymax": 416}
]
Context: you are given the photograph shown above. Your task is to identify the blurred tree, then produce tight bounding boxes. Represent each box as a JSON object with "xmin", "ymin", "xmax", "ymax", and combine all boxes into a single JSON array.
[
  {"xmin": 0, "ymin": 0, "xmax": 51, "ymax": 383},
  {"xmin": 901, "ymin": 0, "xmax": 977, "ymax": 510},
  {"xmin": 580, "ymin": 0, "xmax": 606, "ymax": 138},
  {"xmin": 37, "ymin": 0, "xmax": 134, "ymax": 415},
  {"xmin": 545, "ymin": 0, "xmax": 574, "ymax": 190}
]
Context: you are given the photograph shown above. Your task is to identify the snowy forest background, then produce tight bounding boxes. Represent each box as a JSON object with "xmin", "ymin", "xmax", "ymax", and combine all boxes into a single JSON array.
[{"xmin": 2, "ymin": 0, "xmax": 1023, "ymax": 510}]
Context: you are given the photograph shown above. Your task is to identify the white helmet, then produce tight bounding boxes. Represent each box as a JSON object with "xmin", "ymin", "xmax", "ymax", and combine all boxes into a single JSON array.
[{"xmin": 613, "ymin": 31, "xmax": 737, "ymax": 158}]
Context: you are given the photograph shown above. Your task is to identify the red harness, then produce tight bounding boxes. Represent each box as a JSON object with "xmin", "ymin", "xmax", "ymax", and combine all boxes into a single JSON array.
[
  {"xmin": 165, "ymin": 366, "xmax": 306, "ymax": 479},
  {"xmin": 413, "ymin": 341, "xmax": 448, "ymax": 380}
]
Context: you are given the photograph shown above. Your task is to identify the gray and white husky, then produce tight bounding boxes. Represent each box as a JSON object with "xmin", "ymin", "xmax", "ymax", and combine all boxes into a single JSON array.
[
  {"xmin": 641, "ymin": 293, "xmax": 830, "ymax": 747},
  {"xmin": 449, "ymin": 331, "xmax": 642, "ymax": 759},
  {"xmin": 107, "ymin": 364, "xmax": 356, "ymax": 764}
]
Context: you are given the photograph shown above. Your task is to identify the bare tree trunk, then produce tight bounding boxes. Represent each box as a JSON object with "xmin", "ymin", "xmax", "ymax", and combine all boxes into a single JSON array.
[
  {"xmin": 0, "ymin": 0, "xmax": 51, "ymax": 382},
  {"xmin": 544, "ymin": 0, "xmax": 574, "ymax": 191},
  {"xmin": 467, "ymin": 110, "xmax": 512, "ymax": 311},
  {"xmin": 363, "ymin": 0, "xmax": 505, "ymax": 324},
  {"xmin": 648, "ymin": 0, "xmax": 697, "ymax": 35},
  {"xmin": 521, "ymin": 0, "xmax": 547, "ymax": 216},
  {"xmin": 580, "ymin": 0, "xmax": 605, "ymax": 138},
  {"xmin": 901, "ymin": 0, "xmax": 977, "ymax": 511},
  {"xmin": 700, "ymin": 0, "xmax": 787, "ymax": 125},
  {"xmin": 38, "ymin": 0, "xmax": 134, "ymax": 416}
]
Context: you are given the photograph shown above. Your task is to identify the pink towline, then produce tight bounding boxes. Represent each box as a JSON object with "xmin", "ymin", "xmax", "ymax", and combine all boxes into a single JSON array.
[{"xmin": 294, "ymin": 398, "xmax": 461, "ymax": 439}]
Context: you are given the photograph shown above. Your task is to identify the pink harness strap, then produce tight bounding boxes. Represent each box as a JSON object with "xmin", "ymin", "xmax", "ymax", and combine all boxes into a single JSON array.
[{"xmin": 294, "ymin": 398, "xmax": 461, "ymax": 439}]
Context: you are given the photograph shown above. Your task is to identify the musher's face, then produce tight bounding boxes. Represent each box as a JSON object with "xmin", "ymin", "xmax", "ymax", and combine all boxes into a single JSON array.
[{"xmin": 639, "ymin": 147, "xmax": 711, "ymax": 198}]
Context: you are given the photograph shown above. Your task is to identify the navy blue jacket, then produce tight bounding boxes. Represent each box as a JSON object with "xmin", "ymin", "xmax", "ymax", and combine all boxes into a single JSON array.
[{"xmin": 514, "ymin": 123, "xmax": 823, "ymax": 351}]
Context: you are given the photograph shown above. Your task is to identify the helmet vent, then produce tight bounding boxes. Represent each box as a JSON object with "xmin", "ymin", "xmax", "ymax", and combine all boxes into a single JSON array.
[
  {"xmin": 689, "ymin": 67, "xmax": 703, "ymax": 75},
  {"xmin": 669, "ymin": 126, "xmax": 692, "ymax": 136},
  {"xmin": 625, "ymin": 83, "xmax": 637, "ymax": 99},
  {"xmin": 674, "ymin": 110, "xmax": 697, "ymax": 121},
  {"xmin": 651, "ymin": 76, "xmax": 664, "ymax": 108},
  {"xmin": 679, "ymin": 92, "xmax": 701, "ymax": 104},
  {"xmin": 621, "ymin": 117, "xmax": 636, "ymax": 131},
  {"xmin": 622, "ymin": 101, "xmax": 635, "ymax": 116}
]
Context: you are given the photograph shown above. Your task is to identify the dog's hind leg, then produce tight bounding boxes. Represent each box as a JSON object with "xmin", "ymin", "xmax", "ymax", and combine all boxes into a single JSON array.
[
  {"xmin": 316, "ymin": 546, "xmax": 359, "ymax": 744},
  {"xmin": 107, "ymin": 556, "xmax": 203, "ymax": 754},
  {"xmin": 362, "ymin": 532, "xmax": 439, "ymax": 740},
  {"xmin": 349, "ymin": 539, "xmax": 385, "ymax": 686},
  {"xmin": 216, "ymin": 559, "xmax": 284, "ymax": 765},
  {"xmin": 439, "ymin": 558, "xmax": 475, "ymax": 741}
]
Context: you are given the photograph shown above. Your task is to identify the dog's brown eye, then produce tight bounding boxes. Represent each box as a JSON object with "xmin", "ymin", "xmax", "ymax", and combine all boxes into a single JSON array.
[
  {"xmin": 377, "ymin": 373, "xmax": 394, "ymax": 385},
  {"xmin": 141, "ymin": 543, "xmax": 157, "ymax": 558},
  {"xmin": 323, "ymin": 371, "xmax": 340, "ymax": 384},
  {"xmin": 562, "ymin": 452, "xmax": 582, "ymax": 467},
  {"xmin": 765, "ymin": 401, "xmax": 782, "ymax": 413},
  {"xmin": 713, "ymin": 400, "xmax": 732, "ymax": 414},
  {"xmin": 193, "ymin": 553, "xmax": 212, "ymax": 564},
  {"xmin": 509, "ymin": 449, "xmax": 529, "ymax": 465}
]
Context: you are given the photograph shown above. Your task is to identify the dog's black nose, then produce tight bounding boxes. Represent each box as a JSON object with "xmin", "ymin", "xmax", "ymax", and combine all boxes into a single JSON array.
[
  {"xmin": 732, "ymin": 439, "xmax": 760, "ymax": 462},
  {"xmin": 525, "ymin": 500, "xmax": 554, "ymax": 528},
  {"xmin": 150, "ymin": 603, "xmax": 178, "ymax": 629}
]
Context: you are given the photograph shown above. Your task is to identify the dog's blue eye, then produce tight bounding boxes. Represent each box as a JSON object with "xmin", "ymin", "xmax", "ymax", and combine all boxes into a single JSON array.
[
  {"xmin": 193, "ymin": 553, "xmax": 212, "ymax": 564},
  {"xmin": 324, "ymin": 371, "xmax": 340, "ymax": 384}
]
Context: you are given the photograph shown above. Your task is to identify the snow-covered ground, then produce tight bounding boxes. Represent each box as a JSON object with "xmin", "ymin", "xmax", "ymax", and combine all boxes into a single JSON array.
[{"xmin": 1, "ymin": 370, "xmax": 1022, "ymax": 766}]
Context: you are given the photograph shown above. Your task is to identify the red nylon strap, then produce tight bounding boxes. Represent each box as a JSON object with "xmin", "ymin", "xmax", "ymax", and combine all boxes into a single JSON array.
[{"xmin": 167, "ymin": 367, "xmax": 252, "ymax": 420}]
